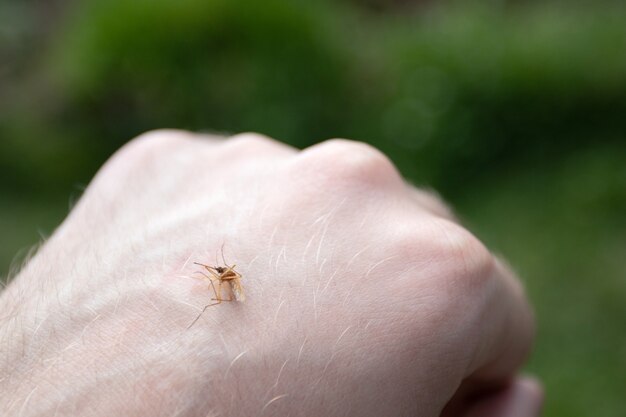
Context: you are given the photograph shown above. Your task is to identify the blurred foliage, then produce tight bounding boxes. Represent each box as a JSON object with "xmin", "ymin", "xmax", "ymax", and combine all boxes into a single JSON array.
[
  {"xmin": 3, "ymin": 0, "xmax": 626, "ymax": 197},
  {"xmin": 1, "ymin": 0, "xmax": 625, "ymax": 415}
]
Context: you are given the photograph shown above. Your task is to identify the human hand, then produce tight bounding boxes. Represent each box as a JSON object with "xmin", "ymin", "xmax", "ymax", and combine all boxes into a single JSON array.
[{"xmin": 0, "ymin": 131, "xmax": 541, "ymax": 416}]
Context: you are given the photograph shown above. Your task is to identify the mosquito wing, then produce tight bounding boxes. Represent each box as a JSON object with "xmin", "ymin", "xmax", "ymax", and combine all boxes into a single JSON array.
[{"xmin": 229, "ymin": 278, "xmax": 246, "ymax": 302}]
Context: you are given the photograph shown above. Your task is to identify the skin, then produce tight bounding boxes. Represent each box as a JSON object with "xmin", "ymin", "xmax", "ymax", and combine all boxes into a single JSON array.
[{"xmin": 0, "ymin": 131, "xmax": 542, "ymax": 417}]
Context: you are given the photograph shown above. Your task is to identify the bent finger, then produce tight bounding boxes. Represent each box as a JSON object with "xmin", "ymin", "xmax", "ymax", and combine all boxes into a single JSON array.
[
  {"xmin": 465, "ymin": 256, "xmax": 536, "ymax": 382},
  {"xmin": 462, "ymin": 376, "xmax": 544, "ymax": 417}
]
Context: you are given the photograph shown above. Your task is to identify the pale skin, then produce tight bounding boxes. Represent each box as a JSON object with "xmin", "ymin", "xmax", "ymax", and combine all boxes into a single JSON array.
[{"xmin": 0, "ymin": 131, "xmax": 542, "ymax": 416}]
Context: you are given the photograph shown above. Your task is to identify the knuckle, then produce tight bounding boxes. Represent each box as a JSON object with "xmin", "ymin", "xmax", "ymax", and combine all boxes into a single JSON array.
[
  {"xmin": 409, "ymin": 188, "xmax": 458, "ymax": 221},
  {"xmin": 114, "ymin": 129, "xmax": 193, "ymax": 166},
  {"xmin": 128, "ymin": 129, "xmax": 194, "ymax": 151},
  {"xmin": 89, "ymin": 129, "xmax": 193, "ymax": 191},
  {"xmin": 426, "ymin": 219, "xmax": 495, "ymax": 290},
  {"xmin": 224, "ymin": 132, "xmax": 289, "ymax": 155},
  {"xmin": 298, "ymin": 139, "xmax": 401, "ymax": 187}
]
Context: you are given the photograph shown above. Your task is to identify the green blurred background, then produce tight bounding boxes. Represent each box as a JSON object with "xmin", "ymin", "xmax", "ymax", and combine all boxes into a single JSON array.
[{"xmin": 1, "ymin": 0, "xmax": 625, "ymax": 414}]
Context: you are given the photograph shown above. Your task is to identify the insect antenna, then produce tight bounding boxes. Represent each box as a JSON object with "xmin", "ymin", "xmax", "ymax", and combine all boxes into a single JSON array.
[{"xmin": 221, "ymin": 242, "xmax": 227, "ymax": 266}]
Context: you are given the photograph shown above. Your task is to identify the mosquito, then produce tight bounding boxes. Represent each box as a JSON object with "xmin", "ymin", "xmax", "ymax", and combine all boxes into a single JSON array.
[{"xmin": 187, "ymin": 249, "xmax": 245, "ymax": 328}]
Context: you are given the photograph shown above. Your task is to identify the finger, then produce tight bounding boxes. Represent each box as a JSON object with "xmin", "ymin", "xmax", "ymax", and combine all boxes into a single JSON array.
[
  {"xmin": 462, "ymin": 376, "xmax": 544, "ymax": 417},
  {"xmin": 466, "ymin": 256, "xmax": 536, "ymax": 382},
  {"xmin": 398, "ymin": 192, "xmax": 535, "ymax": 384},
  {"xmin": 414, "ymin": 215, "xmax": 536, "ymax": 388},
  {"xmin": 404, "ymin": 203, "xmax": 535, "ymax": 383}
]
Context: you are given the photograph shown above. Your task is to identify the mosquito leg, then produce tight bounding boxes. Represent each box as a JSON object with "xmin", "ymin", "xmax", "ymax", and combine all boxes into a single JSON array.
[
  {"xmin": 191, "ymin": 271, "xmax": 213, "ymax": 282},
  {"xmin": 186, "ymin": 299, "xmax": 221, "ymax": 329},
  {"xmin": 221, "ymin": 243, "xmax": 227, "ymax": 266},
  {"xmin": 193, "ymin": 264, "xmax": 225, "ymax": 281},
  {"xmin": 187, "ymin": 271, "xmax": 223, "ymax": 330},
  {"xmin": 208, "ymin": 278, "xmax": 220, "ymax": 302}
]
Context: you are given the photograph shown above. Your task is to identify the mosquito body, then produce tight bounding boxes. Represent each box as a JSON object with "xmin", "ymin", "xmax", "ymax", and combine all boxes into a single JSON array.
[
  {"xmin": 195, "ymin": 262, "xmax": 245, "ymax": 303},
  {"xmin": 187, "ymin": 251, "xmax": 245, "ymax": 328}
]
